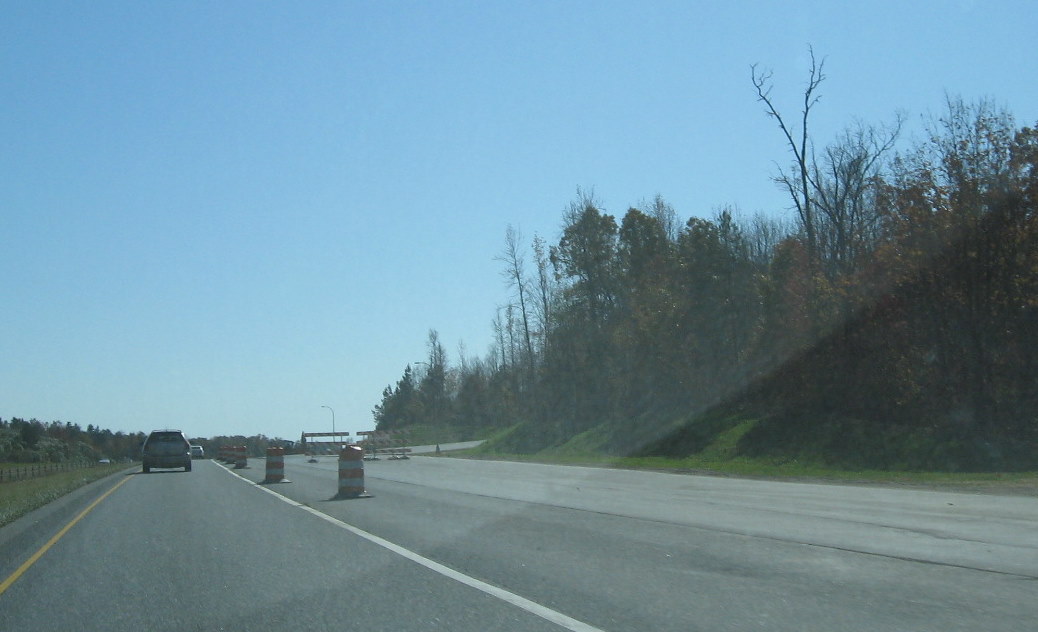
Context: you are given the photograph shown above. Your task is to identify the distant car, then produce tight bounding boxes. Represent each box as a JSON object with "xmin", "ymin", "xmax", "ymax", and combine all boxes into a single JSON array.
[
  {"xmin": 98, "ymin": 458, "xmax": 111, "ymax": 464},
  {"xmin": 190, "ymin": 445, "xmax": 205, "ymax": 459},
  {"xmin": 141, "ymin": 429, "xmax": 192, "ymax": 473}
]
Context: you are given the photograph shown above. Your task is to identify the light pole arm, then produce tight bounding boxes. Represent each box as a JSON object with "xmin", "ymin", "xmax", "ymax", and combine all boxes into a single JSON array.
[{"xmin": 321, "ymin": 405, "xmax": 336, "ymax": 435}]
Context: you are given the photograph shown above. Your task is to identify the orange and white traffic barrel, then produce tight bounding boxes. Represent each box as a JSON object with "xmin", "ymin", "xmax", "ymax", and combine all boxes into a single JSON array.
[
  {"xmin": 234, "ymin": 445, "xmax": 247, "ymax": 469},
  {"xmin": 263, "ymin": 447, "xmax": 288, "ymax": 483},
  {"xmin": 337, "ymin": 445, "xmax": 369, "ymax": 498}
]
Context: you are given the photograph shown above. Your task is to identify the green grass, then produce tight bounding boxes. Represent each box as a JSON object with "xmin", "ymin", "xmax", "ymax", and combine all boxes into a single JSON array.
[
  {"xmin": 432, "ymin": 417, "xmax": 1038, "ymax": 494},
  {"xmin": 0, "ymin": 463, "xmax": 132, "ymax": 528},
  {"xmin": 381, "ymin": 423, "xmax": 478, "ymax": 447},
  {"xmin": 448, "ymin": 415, "xmax": 1038, "ymax": 493},
  {"xmin": 694, "ymin": 418, "xmax": 758, "ymax": 460}
]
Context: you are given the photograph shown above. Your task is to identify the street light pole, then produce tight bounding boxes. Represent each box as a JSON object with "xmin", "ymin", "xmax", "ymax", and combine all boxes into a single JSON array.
[{"xmin": 319, "ymin": 404, "xmax": 336, "ymax": 437}]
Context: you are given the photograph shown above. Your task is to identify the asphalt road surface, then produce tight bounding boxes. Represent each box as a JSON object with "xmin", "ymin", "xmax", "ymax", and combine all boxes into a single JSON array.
[{"xmin": 1, "ymin": 455, "xmax": 1035, "ymax": 631}]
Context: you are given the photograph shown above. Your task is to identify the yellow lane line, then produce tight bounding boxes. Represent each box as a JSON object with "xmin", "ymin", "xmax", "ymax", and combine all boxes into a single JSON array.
[{"xmin": 0, "ymin": 475, "xmax": 132, "ymax": 597}]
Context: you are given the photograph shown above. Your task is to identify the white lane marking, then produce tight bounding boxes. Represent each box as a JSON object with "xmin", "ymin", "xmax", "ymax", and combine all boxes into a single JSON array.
[{"xmin": 216, "ymin": 463, "xmax": 605, "ymax": 632}]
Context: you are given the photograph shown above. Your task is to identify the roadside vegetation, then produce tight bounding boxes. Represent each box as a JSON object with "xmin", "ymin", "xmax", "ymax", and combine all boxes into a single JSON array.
[
  {"xmin": 373, "ymin": 53, "xmax": 1038, "ymax": 474},
  {"xmin": 0, "ymin": 462, "xmax": 131, "ymax": 528},
  {"xmin": 455, "ymin": 423, "xmax": 1038, "ymax": 496},
  {"xmin": 0, "ymin": 417, "xmax": 144, "ymax": 527},
  {"xmin": 0, "ymin": 417, "xmax": 145, "ymax": 464}
]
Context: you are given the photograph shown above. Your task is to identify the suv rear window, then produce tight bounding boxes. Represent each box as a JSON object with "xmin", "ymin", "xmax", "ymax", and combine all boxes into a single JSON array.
[{"xmin": 149, "ymin": 433, "xmax": 186, "ymax": 443}]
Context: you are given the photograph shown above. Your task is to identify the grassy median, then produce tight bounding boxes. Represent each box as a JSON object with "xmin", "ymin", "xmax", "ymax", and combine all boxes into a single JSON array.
[{"xmin": 0, "ymin": 463, "xmax": 133, "ymax": 528}]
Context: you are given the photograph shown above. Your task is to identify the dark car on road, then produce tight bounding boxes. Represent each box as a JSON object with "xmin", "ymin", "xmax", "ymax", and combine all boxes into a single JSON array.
[{"xmin": 142, "ymin": 430, "xmax": 192, "ymax": 473}]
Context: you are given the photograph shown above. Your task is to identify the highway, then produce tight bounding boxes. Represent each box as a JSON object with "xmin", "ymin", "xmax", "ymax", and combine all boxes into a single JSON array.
[{"xmin": 1, "ymin": 455, "xmax": 1036, "ymax": 631}]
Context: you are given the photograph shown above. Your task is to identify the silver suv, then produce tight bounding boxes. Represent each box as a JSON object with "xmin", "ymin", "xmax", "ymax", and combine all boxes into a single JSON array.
[{"xmin": 142, "ymin": 430, "xmax": 192, "ymax": 473}]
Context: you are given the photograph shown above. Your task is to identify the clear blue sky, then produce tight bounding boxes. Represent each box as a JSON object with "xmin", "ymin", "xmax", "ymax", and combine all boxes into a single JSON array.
[{"xmin": 3, "ymin": 1, "xmax": 1035, "ymax": 441}]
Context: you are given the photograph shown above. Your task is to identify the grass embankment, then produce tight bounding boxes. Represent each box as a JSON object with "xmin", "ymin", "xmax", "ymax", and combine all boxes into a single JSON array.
[
  {"xmin": 454, "ymin": 420, "xmax": 1038, "ymax": 496},
  {"xmin": 388, "ymin": 423, "xmax": 479, "ymax": 447},
  {"xmin": 0, "ymin": 463, "xmax": 132, "ymax": 528}
]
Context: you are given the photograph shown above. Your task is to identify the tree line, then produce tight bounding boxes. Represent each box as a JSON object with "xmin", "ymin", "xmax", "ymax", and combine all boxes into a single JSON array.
[
  {"xmin": 0, "ymin": 417, "xmax": 300, "ymax": 463},
  {"xmin": 0, "ymin": 417, "xmax": 146, "ymax": 463},
  {"xmin": 192, "ymin": 434, "xmax": 296, "ymax": 458},
  {"xmin": 374, "ymin": 62, "xmax": 1037, "ymax": 471}
]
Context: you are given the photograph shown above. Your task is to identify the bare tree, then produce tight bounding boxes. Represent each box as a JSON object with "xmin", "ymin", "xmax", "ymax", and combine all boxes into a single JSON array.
[
  {"xmin": 490, "ymin": 308, "xmax": 505, "ymax": 371},
  {"xmin": 504, "ymin": 303, "xmax": 518, "ymax": 369},
  {"xmin": 645, "ymin": 193, "xmax": 680, "ymax": 242},
  {"xmin": 746, "ymin": 211, "xmax": 792, "ymax": 266},
  {"xmin": 812, "ymin": 117, "xmax": 903, "ymax": 276},
  {"xmin": 457, "ymin": 339, "xmax": 468, "ymax": 374},
  {"xmin": 496, "ymin": 225, "xmax": 535, "ymax": 374},
  {"xmin": 751, "ymin": 46, "xmax": 826, "ymax": 262},
  {"xmin": 531, "ymin": 232, "xmax": 556, "ymax": 351}
]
